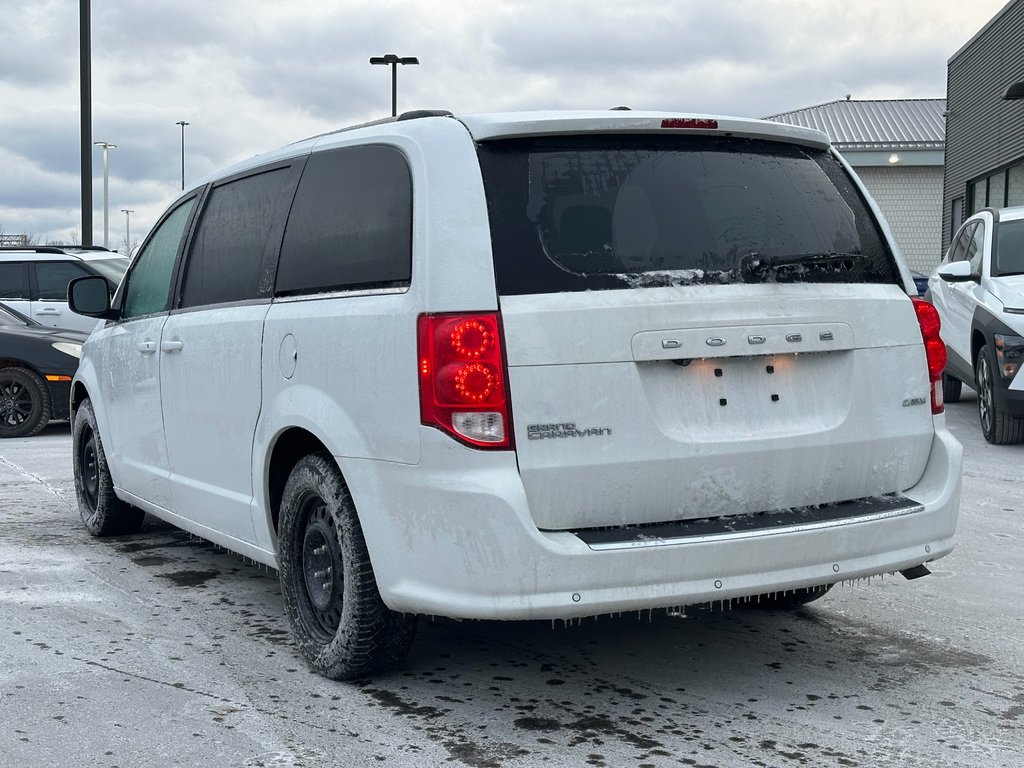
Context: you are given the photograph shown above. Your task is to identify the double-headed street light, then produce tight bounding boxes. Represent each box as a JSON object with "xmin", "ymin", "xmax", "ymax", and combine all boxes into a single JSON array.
[
  {"xmin": 369, "ymin": 54, "xmax": 418, "ymax": 117},
  {"xmin": 175, "ymin": 120, "xmax": 190, "ymax": 190},
  {"xmin": 93, "ymin": 140, "xmax": 116, "ymax": 248}
]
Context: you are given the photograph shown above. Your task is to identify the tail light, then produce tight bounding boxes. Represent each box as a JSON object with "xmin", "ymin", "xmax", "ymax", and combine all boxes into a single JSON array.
[
  {"xmin": 912, "ymin": 298, "xmax": 947, "ymax": 414},
  {"xmin": 417, "ymin": 312, "xmax": 513, "ymax": 449}
]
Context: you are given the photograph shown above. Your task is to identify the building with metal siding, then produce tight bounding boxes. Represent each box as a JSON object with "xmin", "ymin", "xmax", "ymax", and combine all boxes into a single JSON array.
[
  {"xmin": 767, "ymin": 99, "xmax": 946, "ymax": 273},
  {"xmin": 943, "ymin": 0, "xmax": 1024, "ymax": 253}
]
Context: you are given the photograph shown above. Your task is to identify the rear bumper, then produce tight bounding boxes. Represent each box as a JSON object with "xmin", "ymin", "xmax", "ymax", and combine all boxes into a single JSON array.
[{"xmin": 343, "ymin": 426, "xmax": 962, "ymax": 620}]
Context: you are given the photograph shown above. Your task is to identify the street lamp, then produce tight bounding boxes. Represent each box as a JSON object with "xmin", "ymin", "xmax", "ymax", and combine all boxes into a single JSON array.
[
  {"xmin": 175, "ymin": 120, "xmax": 190, "ymax": 190},
  {"xmin": 121, "ymin": 209, "xmax": 134, "ymax": 256},
  {"xmin": 369, "ymin": 54, "xmax": 418, "ymax": 117},
  {"xmin": 94, "ymin": 140, "xmax": 116, "ymax": 248}
]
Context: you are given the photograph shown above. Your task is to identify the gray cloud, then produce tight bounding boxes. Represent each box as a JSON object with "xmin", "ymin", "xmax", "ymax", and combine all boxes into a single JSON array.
[{"xmin": 0, "ymin": 0, "xmax": 1008, "ymax": 245}]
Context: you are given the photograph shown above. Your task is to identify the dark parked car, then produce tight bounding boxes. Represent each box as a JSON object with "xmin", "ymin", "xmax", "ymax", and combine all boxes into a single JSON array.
[{"xmin": 0, "ymin": 303, "xmax": 88, "ymax": 437}]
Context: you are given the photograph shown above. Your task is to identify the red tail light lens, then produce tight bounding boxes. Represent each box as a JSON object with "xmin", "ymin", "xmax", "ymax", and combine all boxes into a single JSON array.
[
  {"xmin": 912, "ymin": 298, "xmax": 947, "ymax": 414},
  {"xmin": 417, "ymin": 313, "xmax": 513, "ymax": 449}
]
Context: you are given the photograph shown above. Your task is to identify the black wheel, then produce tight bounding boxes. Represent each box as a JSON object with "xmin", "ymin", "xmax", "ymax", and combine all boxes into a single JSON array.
[
  {"xmin": 941, "ymin": 373, "xmax": 962, "ymax": 404},
  {"xmin": 73, "ymin": 399, "xmax": 145, "ymax": 535},
  {"xmin": 278, "ymin": 452, "xmax": 416, "ymax": 679},
  {"xmin": 976, "ymin": 345, "xmax": 1024, "ymax": 444},
  {"xmin": 750, "ymin": 584, "xmax": 833, "ymax": 609},
  {"xmin": 0, "ymin": 367, "xmax": 50, "ymax": 438}
]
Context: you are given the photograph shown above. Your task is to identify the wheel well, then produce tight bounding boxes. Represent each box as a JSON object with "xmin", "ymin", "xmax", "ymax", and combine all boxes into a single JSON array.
[
  {"xmin": 0, "ymin": 359, "xmax": 41, "ymax": 377},
  {"xmin": 971, "ymin": 330, "xmax": 987, "ymax": 370},
  {"xmin": 268, "ymin": 428, "xmax": 331, "ymax": 535},
  {"xmin": 70, "ymin": 381, "xmax": 90, "ymax": 419}
]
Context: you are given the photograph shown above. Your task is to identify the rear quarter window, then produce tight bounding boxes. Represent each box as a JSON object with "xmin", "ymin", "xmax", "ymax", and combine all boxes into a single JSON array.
[
  {"xmin": 274, "ymin": 145, "xmax": 412, "ymax": 296},
  {"xmin": 477, "ymin": 135, "xmax": 899, "ymax": 295}
]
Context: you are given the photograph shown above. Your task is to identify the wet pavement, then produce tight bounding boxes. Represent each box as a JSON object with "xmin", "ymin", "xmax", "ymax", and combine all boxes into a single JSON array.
[{"xmin": 1, "ymin": 394, "xmax": 1022, "ymax": 767}]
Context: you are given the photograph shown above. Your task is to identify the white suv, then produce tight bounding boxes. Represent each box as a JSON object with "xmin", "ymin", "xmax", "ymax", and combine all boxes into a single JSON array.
[
  {"xmin": 67, "ymin": 110, "xmax": 963, "ymax": 679},
  {"xmin": 0, "ymin": 247, "xmax": 129, "ymax": 332},
  {"xmin": 929, "ymin": 206, "xmax": 1024, "ymax": 444}
]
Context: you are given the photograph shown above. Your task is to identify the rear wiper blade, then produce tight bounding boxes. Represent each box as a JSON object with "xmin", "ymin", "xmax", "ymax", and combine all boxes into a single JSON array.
[{"xmin": 739, "ymin": 251, "xmax": 866, "ymax": 282}]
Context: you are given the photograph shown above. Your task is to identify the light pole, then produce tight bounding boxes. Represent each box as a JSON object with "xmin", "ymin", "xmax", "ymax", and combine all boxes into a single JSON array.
[
  {"xmin": 94, "ymin": 140, "xmax": 116, "ymax": 248},
  {"xmin": 369, "ymin": 54, "xmax": 418, "ymax": 117},
  {"xmin": 121, "ymin": 209, "xmax": 134, "ymax": 256},
  {"xmin": 175, "ymin": 120, "xmax": 190, "ymax": 190}
]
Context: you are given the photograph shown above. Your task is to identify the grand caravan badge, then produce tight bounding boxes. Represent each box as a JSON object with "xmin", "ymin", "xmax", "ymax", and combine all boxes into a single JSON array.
[{"xmin": 527, "ymin": 422, "xmax": 612, "ymax": 440}]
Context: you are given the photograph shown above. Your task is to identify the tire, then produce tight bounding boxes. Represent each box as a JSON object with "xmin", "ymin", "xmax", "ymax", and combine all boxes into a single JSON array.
[
  {"xmin": 941, "ymin": 373, "xmax": 962, "ymax": 404},
  {"xmin": 750, "ymin": 584, "xmax": 833, "ymax": 609},
  {"xmin": 73, "ymin": 399, "xmax": 146, "ymax": 535},
  {"xmin": 278, "ymin": 452, "xmax": 417, "ymax": 680},
  {"xmin": 0, "ymin": 367, "xmax": 50, "ymax": 438},
  {"xmin": 976, "ymin": 345, "xmax": 1024, "ymax": 445}
]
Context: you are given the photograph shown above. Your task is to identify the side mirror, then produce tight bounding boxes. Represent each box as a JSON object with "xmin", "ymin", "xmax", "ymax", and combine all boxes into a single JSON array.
[
  {"xmin": 68, "ymin": 276, "xmax": 117, "ymax": 318},
  {"xmin": 936, "ymin": 261, "xmax": 975, "ymax": 283}
]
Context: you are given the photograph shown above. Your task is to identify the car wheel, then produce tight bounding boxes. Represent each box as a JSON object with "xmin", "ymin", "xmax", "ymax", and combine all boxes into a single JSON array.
[
  {"xmin": 941, "ymin": 373, "xmax": 962, "ymax": 403},
  {"xmin": 278, "ymin": 452, "xmax": 417, "ymax": 680},
  {"xmin": 976, "ymin": 345, "xmax": 1024, "ymax": 445},
  {"xmin": 0, "ymin": 367, "xmax": 51, "ymax": 438},
  {"xmin": 73, "ymin": 399, "xmax": 146, "ymax": 535},
  {"xmin": 750, "ymin": 584, "xmax": 833, "ymax": 609}
]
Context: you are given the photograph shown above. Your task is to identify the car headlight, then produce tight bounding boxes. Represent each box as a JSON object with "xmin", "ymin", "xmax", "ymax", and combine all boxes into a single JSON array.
[
  {"xmin": 51, "ymin": 342, "xmax": 83, "ymax": 359},
  {"xmin": 994, "ymin": 333, "xmax": 1024, "ymax": 380}
]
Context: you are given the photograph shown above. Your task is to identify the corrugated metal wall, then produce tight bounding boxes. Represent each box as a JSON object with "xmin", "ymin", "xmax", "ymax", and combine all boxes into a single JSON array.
[{"xmin": 943, "ymin": 0, "xmax": 1024, "ymax": 252}]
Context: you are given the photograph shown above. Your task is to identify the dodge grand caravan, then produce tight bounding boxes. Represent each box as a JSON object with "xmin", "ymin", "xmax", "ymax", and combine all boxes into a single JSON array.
[{"xmin": 68, "ymin": 110, "xmax": 963, "ymax": 679}]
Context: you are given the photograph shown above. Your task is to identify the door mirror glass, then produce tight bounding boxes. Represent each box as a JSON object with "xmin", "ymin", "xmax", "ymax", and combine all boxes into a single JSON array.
[{"xmin": 68, "ymin": 276, "xmax": 113, "ymax": 316}]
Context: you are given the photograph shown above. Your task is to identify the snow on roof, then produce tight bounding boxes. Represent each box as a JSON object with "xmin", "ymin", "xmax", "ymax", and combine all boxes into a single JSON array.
[{"xmin": 764, "ymin": 98, "xmax": 946, "ymax": 151}]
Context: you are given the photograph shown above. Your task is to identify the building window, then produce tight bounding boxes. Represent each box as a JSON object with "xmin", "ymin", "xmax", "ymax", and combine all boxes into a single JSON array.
[
  {"xmin": 970, "ymin": 179, "xmax": 986, "ymax": 213},
  {"xmin": 951, "ymin": 197, "xmax": 964, "ymax": 239},
  {"xmin": 990, "ymin": 172, "xmax": 1006, "ymax": 209},
  {"xmin": 969, "ymin": 161, "xmax": 1024, "ymax": 214},
  {"xmin": 1009, "ymin": 164, "xmax": 1024, "ymax": 208}
]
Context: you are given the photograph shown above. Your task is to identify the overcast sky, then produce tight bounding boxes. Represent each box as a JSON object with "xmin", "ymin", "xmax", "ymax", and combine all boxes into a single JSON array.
[{"xmin": 0, "ymin": 0, "xmax": 1011, "ymax": 250}]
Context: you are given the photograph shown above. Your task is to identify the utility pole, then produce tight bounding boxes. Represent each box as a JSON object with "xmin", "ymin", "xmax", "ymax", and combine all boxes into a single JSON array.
[
  {"xmin": 121, "ymin": 209, "xmax": 134, "ymax": 256},
  {"xmin": 94, "ymin": 141, "xmax": 116, "ymax": 248},
  {"xmin": 176, "ymin": 120, "xmax": 190, "ymax": 190},
  {"xmin": 80, "ymin": 0, "xmax": 93, "ymax": 245}
]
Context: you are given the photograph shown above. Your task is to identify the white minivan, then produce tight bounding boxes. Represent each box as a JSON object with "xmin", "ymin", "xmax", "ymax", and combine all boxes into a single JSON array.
[{"xmin": 68, "ymin": 110, "xmax": 962, "ymax": 679}]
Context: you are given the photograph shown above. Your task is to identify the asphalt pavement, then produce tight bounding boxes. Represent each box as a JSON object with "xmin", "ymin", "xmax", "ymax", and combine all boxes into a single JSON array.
[{"xmin": 1, "ymin": 393, "xmax": 1022, "ymax": 768}]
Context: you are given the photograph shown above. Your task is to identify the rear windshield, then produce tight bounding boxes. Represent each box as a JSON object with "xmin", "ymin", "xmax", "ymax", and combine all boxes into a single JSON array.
[
  {"xmin": 995, "ymin": 219, "xmax": 1024, "ymax": 276},
  {"xmin": 477, "ymin": 135, "xmax": 899, "ymax": 294}
]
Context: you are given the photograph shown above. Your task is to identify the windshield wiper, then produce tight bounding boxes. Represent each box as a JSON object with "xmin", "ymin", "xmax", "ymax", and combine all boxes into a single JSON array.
[{"xmin": 739, "ymin": 251, "xmax": 867, "ymax": 283}]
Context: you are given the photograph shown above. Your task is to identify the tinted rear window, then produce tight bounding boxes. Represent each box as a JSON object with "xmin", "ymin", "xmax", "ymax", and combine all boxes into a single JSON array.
[
  {"xmin": 477, "ymin": 135, "xmax": 899, "ymax": 294},
  {"xmin": 275, "ymin": 145, "xmax": 412, "ymax": 296}
]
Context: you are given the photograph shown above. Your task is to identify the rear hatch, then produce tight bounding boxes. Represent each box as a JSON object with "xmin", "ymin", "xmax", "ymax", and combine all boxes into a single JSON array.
[{"xmin": 474, "ymin": 126, "xmax": 935, "ymax": 531}]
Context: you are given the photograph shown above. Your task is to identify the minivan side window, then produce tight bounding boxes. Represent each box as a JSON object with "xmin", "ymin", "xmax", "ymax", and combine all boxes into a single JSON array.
[
  {"xmin": 35, "ymin": 261, "xmax": 91, "ymax": 300},
  {"xmin": 122, "ymin": 198, "xmax": 196, "ymax": 319},
  {"xmin": 275, "ymin": 145, "xmax": 412, "ymax": 296},
  {"xmin": 179, "ymin": 167, "xmax": 295, "ymax": 308}
]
